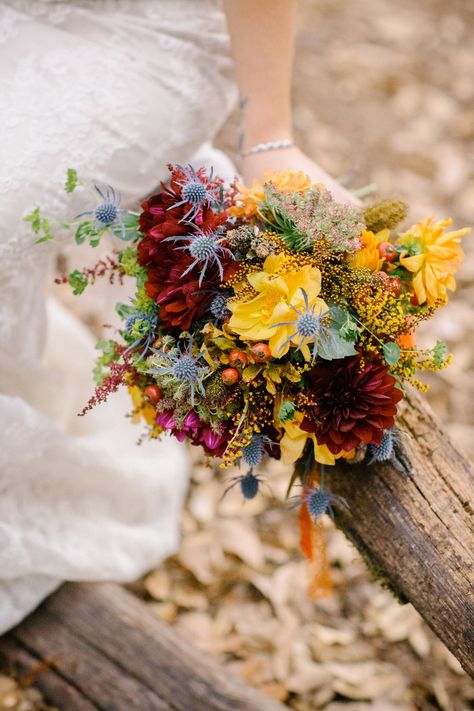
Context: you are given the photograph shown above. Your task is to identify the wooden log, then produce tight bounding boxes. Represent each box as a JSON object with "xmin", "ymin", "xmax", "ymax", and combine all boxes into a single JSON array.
[
  {"xmin": 0, "ymin": 582, "xmax": 287, "ymax": 711},
  {"xmin": 327, "ymin": 389, "xmax": 474, "ymax": 678}
]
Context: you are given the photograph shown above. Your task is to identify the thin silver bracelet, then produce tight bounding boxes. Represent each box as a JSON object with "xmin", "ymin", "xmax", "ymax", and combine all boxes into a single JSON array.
[{"xmin": 241, "ymin": 139, "xmax": 294, "ymax": 158}]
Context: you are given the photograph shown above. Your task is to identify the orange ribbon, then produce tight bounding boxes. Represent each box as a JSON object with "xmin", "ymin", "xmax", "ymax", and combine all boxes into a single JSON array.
[{"xmin": 298, "ymin": 468, "xmax": 333, "ymax": 599}]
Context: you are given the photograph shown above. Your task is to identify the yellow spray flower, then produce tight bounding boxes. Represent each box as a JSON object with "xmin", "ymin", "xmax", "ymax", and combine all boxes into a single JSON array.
[
  {"xmin": 349, "ymin": 228, "xmax": 389, "ymax": 272},
  {"xmin": 228, "ymin": 253, "xmax": 328, "ymax": 359},
  {"xmin": 397, "ymin": 217, "xmax": 470, "ymax": 305},
  {"xmin": 279, "ymin": 412, "xmax": 343, "ymax": 465},
  {"xmin": 230, "ymin": 170, "xmax": 311, "ymax": 219},
  {"xmin": 128, "ymin": 385, "xmax": 158, "ymax": 428}
]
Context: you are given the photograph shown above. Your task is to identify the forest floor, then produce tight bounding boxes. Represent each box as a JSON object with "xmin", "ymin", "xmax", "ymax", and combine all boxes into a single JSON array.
[{"xmin": 2, "ymin": 0, "xmax": 473, "ymax": 709}]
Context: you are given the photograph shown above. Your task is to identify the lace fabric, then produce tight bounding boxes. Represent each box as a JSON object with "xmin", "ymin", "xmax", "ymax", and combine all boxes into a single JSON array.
[{"xmin": 0, "ymin": 0, "xmax": 237, "ymax": 631}]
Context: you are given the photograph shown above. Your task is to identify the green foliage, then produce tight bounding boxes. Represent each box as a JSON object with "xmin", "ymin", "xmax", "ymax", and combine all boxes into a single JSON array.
[
  {"xmin": 93, "ymin": 339, "xmax": 121, "ymax": 385},
  {"xmin": 24, "ymin": 207, "xmax": 55, "ymax": 243},
  {"xmin": 278, "ymin": 400, "xmax": 296, "ymax": 422},
  {"xmin": 75, "ymin": 220, "xmax": 103, "ymax": 248},
  {"xmin": 432, "ymin": 339, "xmax": 448, "ymax": 367},
  {"xmin": 112, "ymin": 212, "xmax": 140, "ymax": 242},
  {"xmin": 363, "ymin": 199, "xmax": 408, "ymax": 233},
  {"xmin": 65, "ymin": 168, "xmax": 78, "ymax": 193},
  {"xmin": 383, "ymin": 341, "xmax": 401, "ymax": 365},
  {"xmin": 318, "ymin": 326, "xmax": 357, "ymax": 360},
  {"xmin": 68, "ymin": 270, "xmax": 89, "ymax": 295},
  {"xmin": 119, "ymin": 246, "xmax": 145, "ymax": 279},
  {"xmin": 330, "ymin": 306, "xmax": 361, "ymax": 342}
]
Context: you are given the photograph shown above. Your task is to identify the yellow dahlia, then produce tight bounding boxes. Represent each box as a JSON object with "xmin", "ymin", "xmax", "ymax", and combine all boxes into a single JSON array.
[
  {"xmin": 349, "ymin": 228, "xmax": 389, "ymax": 272},
  {"xmin": 228, "ymin": 253, "xmax": 328, "ymax": 360},
  {"xmin": 397, "ymin": 217, "xmax": 470, "ymax": 305},
  {"xmin": 279, "ymin": 412, "xmax": 343, "ymax": 465},
  {"xmin": 229, "ymin": 170, "xmax": 311, "ymax": 219}
]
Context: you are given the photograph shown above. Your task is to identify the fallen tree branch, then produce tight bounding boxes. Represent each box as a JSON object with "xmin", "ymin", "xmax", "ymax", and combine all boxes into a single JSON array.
[{"xmin": 328, "ymin": 389, "xmax": 474, "ymax": 677}]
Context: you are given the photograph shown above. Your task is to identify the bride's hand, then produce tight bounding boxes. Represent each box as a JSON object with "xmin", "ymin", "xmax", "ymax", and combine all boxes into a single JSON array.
[{"xmin": 240, "ymin": 145, "xmax": 361, "ymax": 206}]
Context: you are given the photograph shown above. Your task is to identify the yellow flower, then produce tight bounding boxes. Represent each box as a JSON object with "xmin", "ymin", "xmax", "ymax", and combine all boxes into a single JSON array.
[
  {"xmin": 128, "ymin": 385, "xmax": 158, "ymax": 428},
  {"xmin": 229, "ymin": 170, "xmax": 311, "ymax": 219},
  {"xmin": 397, "ymin": 217, "xmax": 470, "ymax": 305},
  {"xmin": 349, "ymin": 229, "xmax": 389, "ymax": 272},
  {"xmin": 228, "ymin": 253, "xmax": 328, "ymax": 359},
  {"xmin": 279, "ymin": 413, "xmax": 340, "ymax": 465}
]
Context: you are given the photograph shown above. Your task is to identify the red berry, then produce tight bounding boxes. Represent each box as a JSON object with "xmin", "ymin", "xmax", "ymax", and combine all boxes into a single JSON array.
[
  {"xmin": 389, "ymin": 277, "xmax": 402, "ymax": 297},
  {"xmin": 144, "ymin": 385, "xmax": 162, "ymax": 405},
  {"xmin": 250, "ymin": 343, "xmax": 272, "ymax": 363},
  {"xmin": 410, "ymin": 293, "xmax": 420, "ymax": 306},
  {"xmin": 221, "ymin": 368, "xmax": 239, "ymax": 386},
  {"xmin": 377, "ymin": 241, "xmax": 397, "ymax": 262},
  {"xmin": 229, "ymin": 350, "xmax": 249, "ymax": 369}
]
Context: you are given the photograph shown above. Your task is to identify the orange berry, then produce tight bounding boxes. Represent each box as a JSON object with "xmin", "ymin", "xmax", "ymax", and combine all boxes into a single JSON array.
[
  {"xmin": 221, "ymin": 368, "xmax": 239, "ymax": 385},
  {"xmin": 229, "ymin": 350, "xmax": 249, "ymax": 369},
  {"xmin": 250, "ymin": 343, "xmax": 272, "ymax": 363},
  {"xmin": 377, "ymin": 241, "xmax": 397, "ymax": 262},
  {"xmin": 144, "ymin": 385, "xmax": 162, "ymax": 405}
]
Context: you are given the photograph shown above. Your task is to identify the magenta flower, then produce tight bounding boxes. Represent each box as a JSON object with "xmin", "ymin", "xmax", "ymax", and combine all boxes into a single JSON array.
[{"xmin": 156, "ymin": 410, "xmax": 228, "ymax": 456}]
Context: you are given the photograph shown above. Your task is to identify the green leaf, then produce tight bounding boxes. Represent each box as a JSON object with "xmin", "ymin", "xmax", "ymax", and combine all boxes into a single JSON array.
[
  {"xmin": 383, "ymin": 341, "xmax": 401, "ymax": 365},
  {"xmin": 278, "ymin": 400, "xmax": 296, "ymax": 422},
  {"xmin": 112, "ymin": 212, "xmax": 140, "ymax": 242},
  {"xmin": 68, "ymin": 270, "xmax": 89, "ymax": 295},
  {"xmin": 65, "ymin": 168, "xmax": 78, "ymax": 193},
  {"xmin": 330, "ymin": 306, "xmax": 360, "ymax": 342},
  {"xmin": 432, "ymin": 339, "xmax": 448, "ymax": 367},
  {"xmin": 318, "ymin": 327, "xmax": 357, "ymax": 360},
  {"xmin": 25, "ymin": 207, "xmax": 54, "ymax": 243},
  {"xmin": 75, "ymin": 221, "xmax": 102, "ymax": 247}
]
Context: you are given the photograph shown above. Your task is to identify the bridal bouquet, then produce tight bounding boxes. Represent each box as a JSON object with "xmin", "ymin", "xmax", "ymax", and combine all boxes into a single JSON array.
[{"xmin": 30, "ymin": 164, "xmax": 469, "ymax": 591}]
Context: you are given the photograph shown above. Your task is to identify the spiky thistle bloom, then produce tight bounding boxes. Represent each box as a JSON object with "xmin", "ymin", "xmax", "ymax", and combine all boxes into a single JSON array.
[
  {"xmin": 300, "ymin": 355, "xmax": 403, "ymax": 454},
  {"xmin": 123, "ymin": 309, "xmax": 158, "ymax": 358},
  {"xmin": 271, "ymin": 287, "xmax": 329, "ymax": 362},
  {"xmin": 165, "ymin": 226, "xmax": 234, "ymax": 286},
  {"xmin": 169, "ymin": 164, "xmax": 222, "ymax": 222},
  {"xmin": 367, "ymin": 428, "xmax": 396, "ymax": 462},
  {"xmin": 261, "ymin": 185, "xmax": 365, "ymax": 254},
  {"xmin": 76, "ymin": 184, "xmax": 128, "ymax": 235},
  {"xmin": 222, "ymin": 470, "xmax": 264, "ymax": 500},
  {"xmin": 241, "ymin": 434, "xmax": 271, "ymax": 467},
  {"xmin": 209, "ymin": 292, "xmax": 231, "ymax": 324},
  {"xmin": 288, "ymin": 485, "xmax": 347, "ymax": 519},
  {"xmin": 148, "ymin": 337, "xmax": 208, "ymax": 406}
]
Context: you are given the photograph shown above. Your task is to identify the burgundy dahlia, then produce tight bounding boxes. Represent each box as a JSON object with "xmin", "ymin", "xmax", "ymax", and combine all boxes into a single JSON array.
[
  {"xmin": 156, "ymin": 410, "xmax": 229, "ymax": 457},
  {"xmin": 139, "ymin": 237, "xmax": 237, "ymax": 331},
  {"xmin": 300, "ymin": 356, "xmax": 403, "ymax": 454}
]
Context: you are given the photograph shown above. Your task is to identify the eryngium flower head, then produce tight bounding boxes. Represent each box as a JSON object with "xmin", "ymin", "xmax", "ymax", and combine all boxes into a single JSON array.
[{"xmin": 301, "ymin": 355, "xmax": 403, "ymax": 454}]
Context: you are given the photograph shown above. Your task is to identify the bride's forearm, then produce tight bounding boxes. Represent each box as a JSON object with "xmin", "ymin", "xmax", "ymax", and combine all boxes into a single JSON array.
[{"xmin": 223, "ymin": 0, "xmax": 297, "ymax": 149}]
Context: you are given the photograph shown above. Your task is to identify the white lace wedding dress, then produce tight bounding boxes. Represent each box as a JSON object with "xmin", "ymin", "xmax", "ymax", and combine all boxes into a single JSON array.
[{"xmin": 0, "ymin": 0, "xmax": 237, "ymax": 631}]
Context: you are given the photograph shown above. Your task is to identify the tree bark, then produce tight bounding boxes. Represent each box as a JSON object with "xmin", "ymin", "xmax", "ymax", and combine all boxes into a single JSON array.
[
  {"xmin": 327, "ymin": 389, "xmax": 474, "ymax": 677},
  {"xmin": 0, "ymin": 583, "xmax": 287, "ymax": 711}
]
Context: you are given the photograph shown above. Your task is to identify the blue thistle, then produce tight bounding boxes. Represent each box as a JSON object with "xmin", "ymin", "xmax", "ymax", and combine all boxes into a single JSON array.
[
  {"xmin": 76, "ymin": 185, "xmax": 128, "ymax": 236},
  {"xmin": 123, "ymin": 310, "xmax": 158, "ymax": 359},
  {"xmin": 271, "ymin": 288, "xmax": 327, "ymax": 362},
  {"xmin": 222, "ymin": 470, "xmax": 265, "ymax": 501},
  {"xmin": 241, "ymin": 435, "xmax": 271, "ymax": 468},
  {"xmin": 289, "ymin": 484, "xmax": 348, "ymax": 520},
  {"xmin": 170, "ymin": 164, "xmax": 221, "ymax": 222},
  {"xmin": 165, "ymin": 226, "xmax": 234, "ymax": 286},
  {"xmin": 209, "ymin": 292, "xmax": 231, "ymax": 324},
  {"xmin": 148, "ymin": 337, "xmax": 207, "ymax": 405},
  {"xmin": 367, "ymin": 428, "xmax": 396, "ymax": 463}
]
